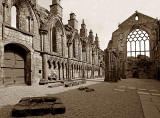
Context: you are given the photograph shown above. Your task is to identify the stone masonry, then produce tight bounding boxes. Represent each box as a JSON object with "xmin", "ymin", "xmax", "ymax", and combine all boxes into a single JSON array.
[
  {"xmin": 0, "ymin": 0, "xmax": 104, "ymax": 86},
  {"xmin": 105, "ymin": 11, "xmax": 160, "ymax": 82}
]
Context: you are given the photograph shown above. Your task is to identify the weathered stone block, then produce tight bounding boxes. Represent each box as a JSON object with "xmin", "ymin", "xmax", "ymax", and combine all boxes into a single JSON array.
[
  {"xmin": 85, "ymin": 88, "xmax": 95, "ymax": 92},
  {"xmin": 78, "ymin": 86, "xmax": 89, "ymax": 91},
  {"xmin": 12, "ymin": 104, "xmax": 30, "ymax": 117},
  {"xmin": 64, "ymin": 82, "xmax": 72, "ymax": 87},
  {"xmin": 39, "ymin": 79, "xmax": 48, "ymax": 85},
  {"xmin": 52, "ymin": 104, "xmax": 66, "ymax": 115}
]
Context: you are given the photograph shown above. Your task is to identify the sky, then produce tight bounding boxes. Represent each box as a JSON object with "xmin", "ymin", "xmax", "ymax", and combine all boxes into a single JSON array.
[{"xmin": 38, "ymin": 0, "xmax": 160, "ymax": 50}]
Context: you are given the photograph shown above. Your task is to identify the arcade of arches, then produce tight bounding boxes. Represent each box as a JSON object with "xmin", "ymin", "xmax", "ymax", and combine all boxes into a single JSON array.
[
  {"xmin": 0, "ymin": 0, "xmax": 104, "ymax": 86},
  {"xmin": 105, "ymin": 12, "xmax": 160, "ymax": 82}
]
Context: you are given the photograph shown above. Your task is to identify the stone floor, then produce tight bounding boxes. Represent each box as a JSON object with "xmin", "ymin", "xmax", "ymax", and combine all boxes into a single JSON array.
[
  {"xmin": 0, "ymin": 78, "xmax": 103, "ymax": 108},
  {"xmin": 0, "ymin": 78, "xmax": 160, "ymax": 118}
]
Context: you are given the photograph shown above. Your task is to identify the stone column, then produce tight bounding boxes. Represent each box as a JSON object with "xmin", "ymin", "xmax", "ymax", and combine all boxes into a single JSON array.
[
  {"xmin": 80, "ymin": 67, "xmax": 82, "ymax": 78},
  {"xmin": 2, "ymin": 2, "xmax": 8, "ymax": 23},
  {"xmin": 0, "ymin": 43, "xmax": 4, "ymax": 85},
  {"xmin": 67, "ymin": 42, "xmax": 72, "ymax": 81},
  {"xmin": 0, "ymin": 3, "xmax": 8, "ymax": 86},
  {"xmin": 60, "ymin": 64, "xmax": 63, "ymax": 80},
  {"xmin": 26, "ymin": 52, "xmax": 32, "ymax": 85},
  {"xmin": 55, "ymin": 62, "xmax": 58, "ymax": 81},
  {"xmin": 64, "ymin": 65, "xmax": 66, "ymax": 80},
  {"xmin": 40, "ymin": 30, "xmax": 48, "ymax": 81},
  {"xmin": 42, "ymin": 53, "xmax": 48, "ymax": 80}
]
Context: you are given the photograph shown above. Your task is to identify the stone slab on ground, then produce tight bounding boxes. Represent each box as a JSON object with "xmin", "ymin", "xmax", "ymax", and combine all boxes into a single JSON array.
[{"xmin": 12, "ymin": 97, "xmax": 65, "ymax": 117}]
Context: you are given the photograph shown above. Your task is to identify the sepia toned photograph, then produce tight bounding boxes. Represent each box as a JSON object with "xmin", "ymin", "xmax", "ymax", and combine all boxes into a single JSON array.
[{"xmin": 0, "ymin": 0, "xmax": 160, "ymax": 117}]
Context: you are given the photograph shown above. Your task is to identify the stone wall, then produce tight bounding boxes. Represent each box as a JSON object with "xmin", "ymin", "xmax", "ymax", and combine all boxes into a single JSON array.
[
  {"xmin": 105, "ymin": 11, "xmax": 160, "ymax": 81},
  {"xmin": 0, "ymin": 0, "xmax": 104, "ymax": 86}
]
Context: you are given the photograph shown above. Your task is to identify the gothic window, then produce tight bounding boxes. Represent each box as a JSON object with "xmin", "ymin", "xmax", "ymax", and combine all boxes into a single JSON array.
[
  {"xmin": 135, "ymin": 15, "xmax": 139, "ymax": 21},
  {"xmin": 26, "ymin": 17, "xmax": 31, "ymax": 32},
  {"xmin": 52, "ymin": 27, "xmax": 57, "ymax": 52},
  {"xmin": 127, "ymin": 29, "xmax": 150, "ymax": 57},
  {"xmin": 73, "ymin": 39, "xmax": 76, "ymax": 58},
  {"xmin": 11, "ymin": 6, "xmax": 17, "ymax": 28}
]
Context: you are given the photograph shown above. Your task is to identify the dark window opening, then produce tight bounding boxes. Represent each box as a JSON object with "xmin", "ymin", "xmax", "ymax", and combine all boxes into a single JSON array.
[
  {"xmin": 52, "ymin": 27, "xmax": 57, "ymax": 52},
  {"xmin": 39, "ymin": 70, "xmax": 41, "ymax": 74},
  {"xmin": 73, "ymin": 39, "xmax": 76, "ymax": 58}
]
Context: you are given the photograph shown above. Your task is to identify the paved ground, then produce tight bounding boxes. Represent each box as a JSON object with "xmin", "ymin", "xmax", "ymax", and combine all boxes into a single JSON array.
[{"xmin": 0, "ymin": 78, "xmax": 160, "ymax": 118}]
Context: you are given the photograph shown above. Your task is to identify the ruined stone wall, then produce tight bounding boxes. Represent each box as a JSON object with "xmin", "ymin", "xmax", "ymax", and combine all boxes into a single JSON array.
[
  {"xmin": 126, "ymin": 56, "xmax": 153, "ymax": 79},
  {"xmin": 105, "ymin": 12, "xmax": 160, "ymax": 81},
  {"xmin": 0, "ymin": 0, "xmax": 104, "ymax": 86}
]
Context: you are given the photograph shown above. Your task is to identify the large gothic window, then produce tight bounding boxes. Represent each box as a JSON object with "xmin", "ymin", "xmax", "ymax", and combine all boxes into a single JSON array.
[
  {"xmin": 127, "ymin": 29, "xmax": 150, "ymax": 57},
  {"xmin": 11, "ymin": 6, "xmax": 17, "ymax": 28}
]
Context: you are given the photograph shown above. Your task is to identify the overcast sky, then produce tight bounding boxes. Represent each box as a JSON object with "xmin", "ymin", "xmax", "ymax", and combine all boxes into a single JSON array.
[{"xmin": 38, "ymin": 0, "xmax": 160, "ymax": 50}]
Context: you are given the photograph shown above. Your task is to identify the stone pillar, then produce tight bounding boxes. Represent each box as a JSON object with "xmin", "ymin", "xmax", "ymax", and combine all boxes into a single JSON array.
[
  {"xmin": 67, "ymin": 42, "xmax": 72, "ymax": 81},
  {"xmin": 72, "ymin": 65, "xmax": 73, "ymax": 79},
  {"xmin": 55, "ymin": 62, "xmax": 58, "ymax": 80},
  {"xmin": 64, "ymin": 65, "xmax": 66, "ymax": 80},
  {"xmin": 65, "ymin": 65, "xmax": 67, "ymax": 79},
  {"xmin": 0, "ymin": 43, "xmax": 4, "ymax": 85},
  {"xmin": 80, "ymin": 67, "xmax": 82, "ymax": 78},
  {"xmin": 87, "ymin": 67, "xmax": 88, "ymax": 79},
  {"xmin": 2, "ymin": 2, "xmax": 8, "ymax": 23},
  {"xmin": 60, "ymin": 64, "xmax": 63, "ymax": 80},
  {"xmin": 42, "ymin": 54, "xmax": 48, "ymax": 80},
  {"xmin": 26, "ymin": 52, "xmax": 32, "ymax": 85},
  {"xmin": 40, "ymin": 29, "xmax": 48, "ymax": 81}
]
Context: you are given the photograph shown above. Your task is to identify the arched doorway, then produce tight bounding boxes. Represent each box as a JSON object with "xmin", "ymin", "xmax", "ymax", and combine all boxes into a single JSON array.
[{"xmin": 3, "ymin": 44, "xmax": 31, "ymax": 85}]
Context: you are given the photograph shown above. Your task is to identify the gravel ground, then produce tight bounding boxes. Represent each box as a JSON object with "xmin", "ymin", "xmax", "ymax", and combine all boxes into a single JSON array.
[{"xmin": 0, "ymin": 81, "xmax": 144, "ymax": 118}]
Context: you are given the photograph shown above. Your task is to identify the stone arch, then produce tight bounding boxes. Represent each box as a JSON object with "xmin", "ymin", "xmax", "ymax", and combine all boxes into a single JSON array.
[
  {"xmin": 48, "ymin": 19, "xmax": 65, "ymax": 54},
  {"xmin": 4, "ymin": 41, "xmax": 33, "ymax": 53},
  {"xmin": 3, "ymin": 43, "xmax": 31, "ymax": 85},
  {"xmin": 52, "ymin": 60, "xmax": 56, "ymax": 69},
  {"xmin": 47, "ymin": 59, "xmax": 52, "ymax": 69},
  {"xmin": 47, "ymin": 17, "xmax": 65, "ymax": 36}
]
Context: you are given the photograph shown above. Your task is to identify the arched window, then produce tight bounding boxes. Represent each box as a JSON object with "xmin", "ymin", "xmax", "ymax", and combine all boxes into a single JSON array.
[
  {"xmin": 73, "ymin": 39, "xmax": 76, "ymax": 58},
  {"xmin": 11, "ymin": 6, "xmax": 17, "ymax": 28},
  {"xmin": 127, "ymin": 29, "xmax": 150, "ymax": 57},
  {"xmin": 135, "ymin": 15, "xmax": 139, "ymax": 21},
  {"xmin": 52, "ymin": 27, "xmax": 57, "ymax": 52}
]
